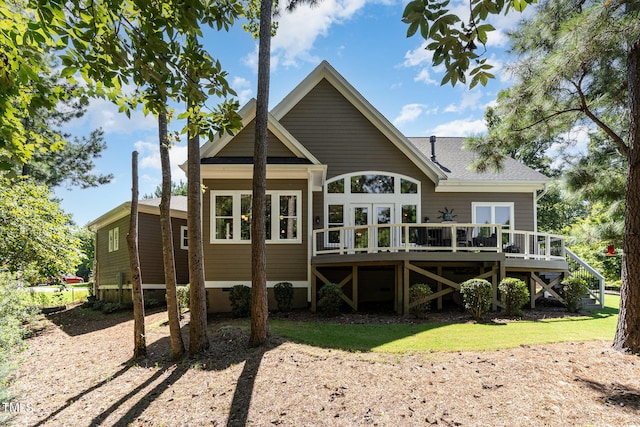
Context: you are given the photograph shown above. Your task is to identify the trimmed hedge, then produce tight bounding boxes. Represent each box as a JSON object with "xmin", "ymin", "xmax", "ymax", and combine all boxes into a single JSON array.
[
  {"xmin": 409, "ymin": 283, "xmax": 433, "ymax": 319},
  {"xmin": 274, "ymin": 282, "xmax": 294, "ymax": 312},
  {"xmin": 229, "ymin": 285, "xmax": 251, "ymax": 318},
  {"xmin": 460, "ymin": 278, "xmax": 493, "ymax": 320},
  {"xmin": 498, "ymin": 277, "xmax": 529, "ymax": 316},
  {"xmin": 561, "ymin": 276, "xmax": 588, "ymax": 313},
  {"xmin": 317, "ymin": 283, "xmax": 343, "ymax": 317}
]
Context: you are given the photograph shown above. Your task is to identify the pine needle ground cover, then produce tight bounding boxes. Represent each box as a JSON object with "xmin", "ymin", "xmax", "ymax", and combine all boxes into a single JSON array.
[{"xmin": 9, "ymin": 294, "xmax": 639, "ymax": 426}]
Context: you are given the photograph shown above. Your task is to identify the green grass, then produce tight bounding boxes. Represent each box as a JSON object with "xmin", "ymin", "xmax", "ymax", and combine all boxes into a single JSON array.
[
  {"xmin": 27, "ymin": 289, "xmax": 89, "ymax": 308},
  {"xmin": 270, "ymin": 295, "xmax": 619, "ymax": 353}
]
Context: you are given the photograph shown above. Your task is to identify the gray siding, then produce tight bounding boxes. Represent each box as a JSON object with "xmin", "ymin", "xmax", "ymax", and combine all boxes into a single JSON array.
[
  {"xmin": 96, "ymin": 215, "xmax": 131, "ymax": 287},
  {"xmin": 138, "ymin": 213, "xmax": 189, "ymax": 285},
  {"xmin": 203, "ymin": 178, "xmax": 308, "ymax": 283},
  {"xmin": 280, "ymin": 80, "xmax": 425, "ymax": 179},
  {"xmin": 96, "ymin": 213, "xmax": 189, "ymax": 289},
  {"xmin": 283, "ymin": 78, "xmax": 536, "ymax": 232},
  {"xmin": 216, "ymin": 121, "xmax": 296, "ymax": 158}
]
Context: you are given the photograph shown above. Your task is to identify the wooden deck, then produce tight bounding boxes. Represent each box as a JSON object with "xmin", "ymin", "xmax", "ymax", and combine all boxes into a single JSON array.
[{"xmin": 311, "ymin": 224, "xmax": 569, "ymax": 315}]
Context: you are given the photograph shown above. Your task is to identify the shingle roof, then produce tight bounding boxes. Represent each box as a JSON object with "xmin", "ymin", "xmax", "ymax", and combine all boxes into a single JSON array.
[
  {"xmin": 408, "ymin": 137, "xmax": 548, "ymax": 183},
  {"xmin": 139, "ymin": 195, "xmax": 188, "ymax": 212}
]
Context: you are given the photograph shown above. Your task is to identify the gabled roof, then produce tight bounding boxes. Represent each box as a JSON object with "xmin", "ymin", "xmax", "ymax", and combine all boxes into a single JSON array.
[
  {"xmin": 270, "ymin": 60, "xmax": 448, "ymax": 183},
  {"xmin": 409, "ymin": 137, "xmax": 548, "ymax": 192},
  {"xmin": 198, "ymin": 99, "xmax": 322, "ymax": 165},
  {"xmin": 87, "ymin": 196, "xmax": 188, "ymax": 231}
]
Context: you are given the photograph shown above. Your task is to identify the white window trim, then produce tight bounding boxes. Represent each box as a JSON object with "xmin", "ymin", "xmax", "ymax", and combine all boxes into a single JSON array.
[
  {"xmin": 180, "ymin": 225, "xmax": 188, "ymax": 250},
  {"xmin": 108, "ymin": 226, "xmax": 119, "ymax": 252},
  {"xmin": 324, "ymin": 171, "xmax": 421, "ymax": 229},
  {"xmin": 471, "ymin": 202, "xmax": 515, "ymax": 229},
  {"xmin": 211, "ymin": 190, "xmax": 302, "ymax": 244}
]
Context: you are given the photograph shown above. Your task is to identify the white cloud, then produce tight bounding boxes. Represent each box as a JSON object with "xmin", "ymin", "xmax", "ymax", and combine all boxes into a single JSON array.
[
  {"xmin": 65, "ymin": 97, "xmax": 157, "ymax": 135},
  {"xmin": 414, "ymin": 67, "xmax": 437, "ymax": 85},
  {"xmin": 244, "ymin": 0, "xmax": 369, "ymax": 69},
  {"xmin": 431, "ymin": 118, "xmax": 487, "ymax": 137},
  {"xmin": 444, "ymin": 91, "xmax": 484, "ymax": 113},
  {"xmin": 402, "ymin": 41, "xmax": 432, "ymax": 68},
  {"xmin": 232, "ymin": 76, "xmax": 254, "ymax": 105},
  {"xmin": 134, "ymin": 139, "xmax": 188, "ymax": 185},
  {"xmin": 393, "ymin": 103, "xmax": 427, "ymax": 126}
]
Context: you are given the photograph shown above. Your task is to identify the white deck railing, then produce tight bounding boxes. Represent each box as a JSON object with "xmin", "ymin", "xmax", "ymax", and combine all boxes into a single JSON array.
[{"xmin": 312, "ymin": 223, "xmax": 566, "ymax": 261}]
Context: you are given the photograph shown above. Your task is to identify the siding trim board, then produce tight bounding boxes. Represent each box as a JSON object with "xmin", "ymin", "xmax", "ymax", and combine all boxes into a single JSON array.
[{"xmin": 204, "ymin": 281, "xmax": 309, "ymax": 289}]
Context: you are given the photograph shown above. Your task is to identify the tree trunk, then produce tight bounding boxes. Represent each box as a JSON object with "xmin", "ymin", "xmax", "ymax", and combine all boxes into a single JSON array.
[
  {"xmin": 158, "ymin": 112, "xmax": 185, "ymax": 359},
  {"xmin": 614, "ymin": 36, "xmax": 640, "ymax": 353},
  {"xmin": 249, "ymin": 0, "xmax": 273, "ymax": 347},
  {"xmin": 128, "ymin": 151, "xmax": 146, "ymax": 359},
  {"xmin": 187, "ymin": 116, "xmax": 209, "ymax": 354}
]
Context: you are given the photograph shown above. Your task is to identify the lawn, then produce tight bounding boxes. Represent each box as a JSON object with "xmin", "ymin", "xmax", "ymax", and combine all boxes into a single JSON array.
[
  {"xmin": 270, "ymin": 295, "xmax": 619, "ymax": 353},
  {"xmin": 26, "ymin": 287, "xmax": 89, "ymax": 308}
]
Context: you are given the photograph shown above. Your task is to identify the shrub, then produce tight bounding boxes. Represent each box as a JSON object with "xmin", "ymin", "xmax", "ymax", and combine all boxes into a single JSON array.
[
  {"xmin": 460, "ymin": 278, "xmax": 493, "ymax": 320},
  {"xmin": 561, "ymin": 276, "xmax": 589, "ymax": 313},
  {"xmin": 409, "ymin": 283, "xmax": 433, "ymax": 319},
  {"xmin": 143, "ymin": 296, "xmax": 163, "ymax": 309},
  {"xmin": 317, "ymin": 283, "xmax": 343, "ymax": 317},
  {"xmin": 176, "ymin": 284, "xmax": 190, "ymax": 314},
  {"xmin": 274, "ymin": 282, "xmax": 294, "ymax": 312},
  {"xmin": 498, "ymin": 278, "xmax": 530, "ymax": 316},
  {"xmin": 229, "ymin": 285, "xmax": 251, "ymax": 318}
]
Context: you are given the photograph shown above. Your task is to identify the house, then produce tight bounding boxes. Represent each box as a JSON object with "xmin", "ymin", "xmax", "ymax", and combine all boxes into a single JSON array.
[
  {"xmin": 88, "ymin": 196, "xmax": 189, "ymax": 304},
  {"xmin": 90, "ymin": 61, "xmax": 603, "ymax": 313},
  {"xmin": 195, "ymin": 61, "xmax": 584, "ymax": 314}
]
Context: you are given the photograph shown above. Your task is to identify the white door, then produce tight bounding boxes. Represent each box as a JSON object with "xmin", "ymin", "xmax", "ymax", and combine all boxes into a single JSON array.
[{"xmin": 350, "ymin": 204, "xmax": 394, "ymax": 250}]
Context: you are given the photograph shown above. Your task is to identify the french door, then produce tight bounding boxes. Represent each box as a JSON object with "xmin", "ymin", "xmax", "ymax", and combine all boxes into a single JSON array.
[{"xmin": 351, "ymin": 204, "xmax": 394, "ymax": 250}]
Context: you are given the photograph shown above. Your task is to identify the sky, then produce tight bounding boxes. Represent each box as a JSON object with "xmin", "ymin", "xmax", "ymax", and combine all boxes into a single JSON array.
[{"xmin": 56, "ymin": 0, "xmax": 538, "ymax": 227}]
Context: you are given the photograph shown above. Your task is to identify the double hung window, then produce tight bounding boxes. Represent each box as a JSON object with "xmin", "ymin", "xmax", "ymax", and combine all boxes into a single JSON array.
[
  {"xmin": 211, "ymin": 191, "xmax": 301, "ymax": 243},
  {"xmin": 108, "ymin": 227, "xmax": 119, "ymax": 252}
]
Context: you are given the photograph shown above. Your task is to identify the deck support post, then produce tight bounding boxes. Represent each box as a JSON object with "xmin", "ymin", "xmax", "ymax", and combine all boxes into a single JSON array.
[
  {"xmin": 403, "ymin": 260, "xmax": 410, "ymax": 315},
  {"xmin": 352, "ymin": 265, "xmax": 358, "ymax": 312},
  {"xmin": 395, "ymin": 263, "xmax": 403, "ymax": 314},
  {"xmin": 437, "ymin": 266, "xmax": 443, "ymax": 310},
  {"xmin": 530, "ymin": 274, "xmax": 536, "ymax": 309}
]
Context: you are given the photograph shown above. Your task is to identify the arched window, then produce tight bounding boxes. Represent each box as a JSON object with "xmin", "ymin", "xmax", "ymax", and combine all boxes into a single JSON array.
[{"xmin": 324, "ymin": 172, "xmax": 421, "ymax": 243}]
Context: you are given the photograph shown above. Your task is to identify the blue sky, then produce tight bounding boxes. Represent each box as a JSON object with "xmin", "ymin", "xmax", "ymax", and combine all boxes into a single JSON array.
[{"xmin": 56, "ymin": 0, "xmax": 537, "ymax": 226}]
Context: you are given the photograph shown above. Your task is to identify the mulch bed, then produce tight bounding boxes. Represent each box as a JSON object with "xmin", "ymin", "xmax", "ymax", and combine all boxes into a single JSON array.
[{"xmin": 8, "ymin": 304, "xmax": 640, "ymax": 426}]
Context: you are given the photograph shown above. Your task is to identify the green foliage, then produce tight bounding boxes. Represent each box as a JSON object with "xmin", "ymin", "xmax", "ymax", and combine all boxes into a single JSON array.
[
  {"xmin": 83, "ymin": 298, "xmax": 123, "ymax": 314},
  {"xmin": 29, "ymin": 288, "xmax": 88, "ymax": 308},
  {"xmin": 561, "ymin": 277, "xmax": 589, "ymax": 313},
  {"xmin": 498, "ymin": 278, "xmax": 529, "ymax": 316},
  {"xmin": 0, "ymin": 273, "xmax": 39, "ymax": 361},
  {"xmin": 536, "ymin": 181, "xmax": 589, "ymax": 234},
  {"xmin": 409, "ymin": 283, "xmax": 433, "ymax": 319},
  {"xmin": 273, "ymin": 282, "xmax": 294, "ymax": 313},
  {"xmin": 176, "ymin": 284, "xmax": 190, "ymax": 314},
  {"xmin": 568, "ymin": 241, "xmax": 622, "ymax": 284},
  {"xmin": 74, "ymin": 226, "xmax": 95, "ymax": 281},
  {"xmin": 402, "ymin": 0, "xmax": 536, "ymax": 88},
  {"xmin": 0, "ymin": 178, "xmax": 82, "ymax": 279},
  {"xmin": 0, "ymin": 273, "xmax": 39, "ymax": 424},
  {"xmin": 317, "ymin": 283, "xmax": 343, "ymax": 317},
  {"xmin": 38, "ymin": 0, "xmax": 245, "ymax": 141},
  {"xmin": 460, "ymin": 278, "xmax": 493, "ymax": 320},
  {"xmin": 143, "ymin": 180, "xmax": 188, "ymax": 199},
  {"xmin": 229, "ymin": 285, "xmax": 251, "ymax": 318}
]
